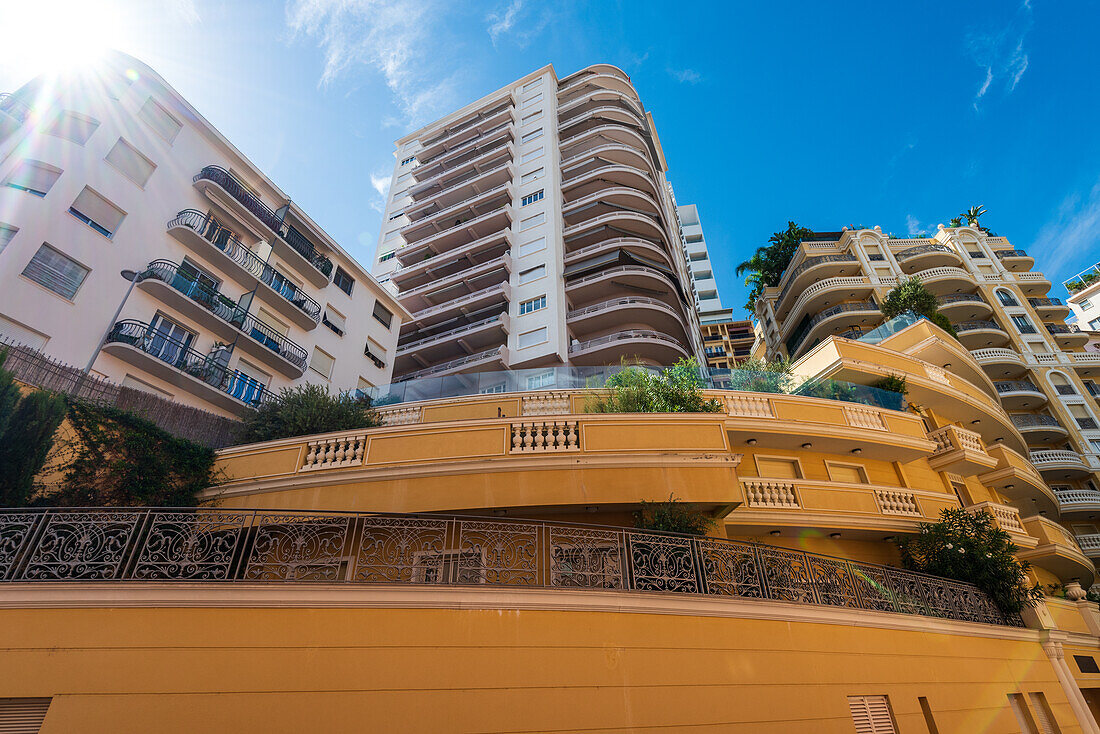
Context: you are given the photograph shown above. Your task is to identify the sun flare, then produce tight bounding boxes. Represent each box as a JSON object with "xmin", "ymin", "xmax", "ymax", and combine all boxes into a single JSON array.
[{"xmin": 0, "ymin": 0, "xmax": 126, "ymax": 80}]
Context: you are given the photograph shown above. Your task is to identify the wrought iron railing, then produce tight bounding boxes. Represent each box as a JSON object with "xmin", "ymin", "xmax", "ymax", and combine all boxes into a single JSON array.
[
  {"xmin": 895, "ymin": 244, "xmax": 955, "ymax": 261},
  {"xmin": 168, "ymin": 210, "xmax": 322, "ymax": 323},
  {"xmin": 993, "ymin": 380, "xmax": 1042, "ymax": 394},
  {"xmin": 955, "ymin": 320, "xmax": 1002, "ymax": 333},
  {"xmin": 103, "ymin": 320, "xmax": 272, "ymax": 407},
  {"xmin": 995, "ymin": 249, "xmax": 1029, "ymax": 259},
  {"xmin": 937, "ymin": 293, "xmax": 986, "ymax": 306},
  {"xmin": 192, "ymin": 166, "xmax": 333, "ymax": 278},
  {"xmin": 1046, "ymin": 323, "xmax": 1080, "ymax": 335},
  {"xmin": 1010, "ymin": 414, "xmax": 1063, "ymax": 429},
  {"xmin": 0, "ymin": 509, "xmax": 1019, "ymax": 626},
  {"xmin": 787, "ymin": 300, "xmax": 880, "ymax": 356},
  {"xmin": 775, "ymin": 253, "xmax": 859, "ymax": 305},
  {"xmin": 1028, "ymin": 297, "xmax": 1064, "ymax": 308}
]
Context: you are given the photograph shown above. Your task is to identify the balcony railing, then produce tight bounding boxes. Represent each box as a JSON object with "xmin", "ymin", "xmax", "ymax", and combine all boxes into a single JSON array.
[
  {"xmin": 569, "ymin": 329, "xmax": 688, "ymax": 355},
  {"xmin": 397, "ymin": 313, "xmax": 506, "ymax": 354},
  {"xmin": 1028, "ymin": 297, "xmax": 1064, "ymax": 308},
  {"xmin": 937, "ymin": 293, "xmax": 986, "ymax": 306},
  {"xmin": 193, "ymin": 167, "xmax": 333, "ymax": 278},
  {"xmin": 895, "ymin": 244, "xmax": 955, "ymax": 261},
  {"xmin": 955, "ymin": 320, "xmax": 1003, "ymax": 334},
  {"xmin": 103, "ymin": 320, "xmax": 272, "ymax": 407},
  {"xmin": 1010, "ymin": 414, "xmax": 1063, "ymax": 429},
  {"xmin": 774, "ymin": 253, "xmax": 859, "ymax": 304},
  {"xmin": 1056, "ymin": 488, "xmax": 1100, "ymax": 507},
  {"xmin": 168, "ymin": 211, "xmax": 322, "ymax": 323},
  {"xmin": 787, "ymin": 300, "xmax": 880, "ymax": 356},
  {"xmin": 993, "ymin": 380, "xmax": 1041, "ymax": 394},
  {"xmin": 1046, "ymin": 323, "xmax": 1080, "ymax": 336},
  {"xmin": 994, "ymin": 249, "xmax": 1029, "ymax": 259},
  {"xmin": 0, "ymin": 508, "xmax": 1018, "ymax": 627},
  {"xmin": 1029, "ymin": 450, "xmax": 1086, "ymax": 467},
  {"xmin": 398, "ymin": 345, "xmax": 507, "ymax": 380},
  {"xmin": 141, "ymin": 261, "xmax": 308, "ymax": 370}
]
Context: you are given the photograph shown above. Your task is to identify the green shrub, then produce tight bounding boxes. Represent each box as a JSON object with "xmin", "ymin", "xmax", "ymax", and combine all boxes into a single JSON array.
[
  {"xmin": 634, "ymin": 494, "xmax": 716, "ymax": 536},
  {"xmin": 587, "ymin": 358, "xmax": 722, "ymax": 414},
  {"xmin": 0, "ymin": 352, "xmax": 68, "ymax": 507},
  {"xmin": 870, "ymin": 374, "xmax": 908, "ymax": 395},
  {"xmin": 880, "ymin": 276, "xmax": 958, "ymax": 338},
  {"xmin": 896, "ymin": 508, "xmax": 1042, "ymax": 615},
  {"xmin": 240, "ymin": 383, "xmax": 382, "ymax": 443}
]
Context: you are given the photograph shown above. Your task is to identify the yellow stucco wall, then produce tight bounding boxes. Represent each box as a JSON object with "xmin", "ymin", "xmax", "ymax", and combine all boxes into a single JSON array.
[{"xmin": 0, "ymin": 592, "xmax": 1086, "ymax": 734}]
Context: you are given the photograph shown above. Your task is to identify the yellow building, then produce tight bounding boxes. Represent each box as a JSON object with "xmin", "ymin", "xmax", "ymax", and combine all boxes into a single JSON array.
[
  {"xmin": 7, "ymin": 314, "xmax": 1100, "ymax": 731},
  {"xmin": 701, "ymin": 312, "xmax": 755, "ymax": 369}
]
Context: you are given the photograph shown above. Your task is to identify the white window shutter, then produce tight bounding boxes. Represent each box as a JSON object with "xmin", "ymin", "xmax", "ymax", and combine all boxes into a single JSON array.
[
  {"xmin": 847, "ymin": 695, "xmax": 897, "ymax": 734},
  {"xmin": 0, "ymin": 697, "xmax": 52, "ymax": 733}
]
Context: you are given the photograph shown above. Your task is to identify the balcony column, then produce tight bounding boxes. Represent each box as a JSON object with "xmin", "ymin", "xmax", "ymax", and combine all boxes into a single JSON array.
[{"xmin": 1042, "ymin": 637, "xmax": 1100, "ymax": 734}]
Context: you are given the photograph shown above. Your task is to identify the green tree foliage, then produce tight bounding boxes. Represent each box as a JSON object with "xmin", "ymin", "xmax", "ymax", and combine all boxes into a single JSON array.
[
  {"xmin": 240, "ymin": 383, "xmax": 382, "ymax": 444},
  {"xmin": 587, "ymin": 358, "xmax": 723, "ymax": 414},
  {"xmin": 634, "ymin": 494, "xmax": 716, "ymax": 536},
  {"xmin": 39, "ymin": 401, "xmax": 217, "ymax": 507},
  {"xmin": 723, "ymin": 357, "xmax": 795, "ymax": 393},
  {"xmin": 0, "ymin": 352, "xmax": 68, "ymax": 507},
  {"xmin": 963, "ymin": 204, "xmax": 987, "ymax": 228},
  {"xmin": 948, "ymin": 216, "xmax": 963, "ymax": 227},
  {"xmin": 870, "ymin": 374, "xmax": 908, "ymax": 395},
  {"xmin": 897, "ymin": 508, "xmax": 1042, "ymax": 615},
  {"xmin": 880, "ymin": 276, "xmax": 958, "ymax": 338},
  {"xmin": 735, "ymin": 222, "xmax": 815, "ymax": 312}
]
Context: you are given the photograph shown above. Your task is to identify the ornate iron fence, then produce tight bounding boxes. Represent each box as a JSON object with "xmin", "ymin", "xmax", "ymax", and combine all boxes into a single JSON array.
[{"xmin": 0, "ymin": 509, "xmax": 1020, "ymax": 626}]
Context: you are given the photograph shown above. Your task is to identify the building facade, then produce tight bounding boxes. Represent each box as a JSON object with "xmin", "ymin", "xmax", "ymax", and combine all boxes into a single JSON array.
[
  {"xmin": 755, "ymin": 224, "xmax": 1100, "ymax": 574},
  {"xmin": 700, "ymin": 314, "xmax": 755, "ymax": 370},
  {"xmin": 1066, "ymin": 264, "xmax": 1100, "ymax": 331},
  {"xmin": 0, "ymin": 53, "xmax": 406, "ymax": 418},
  {"xmin": 372, "ymin": 64, "xmax": 704, "ymax": 381}
]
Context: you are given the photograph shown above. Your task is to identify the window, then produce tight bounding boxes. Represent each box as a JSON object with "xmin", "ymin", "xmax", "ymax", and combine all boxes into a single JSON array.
[
  {"xmin": 138, "ymin": 96, "xmax": 182, "ymax": 143},
  {"xmin": 521, "ymin": 168, "xmax": 544, "ymax": 185},
  {"xmin": 521, "ymin": 128, "xmax": 543, "ymax": 144},
  {"xmin": 322, "ymin": 306, "xmax": 346, "ymax": 336},
  {"xmin": 522, "ymin": 78, "xmax": 542, "ymax": 91},
  {"xmin": 364, "ymin": 339, "xmax": 385, "ymax": 369},
  {"xmin": 1011, "ymin": 314, "xmax": 1036, "ymax": 334},
  {"xmin": 400, "ymin": 156, "xmax": 416, "ymax": 166},
  {"xmin": 518, "ymin": 326, "xmax": 547, "ymax": 349},
  {"xmin": 526, "ymin": 370, "xmax": 555, "ymax": 390},
  {"xmin": 518, "ymin": 236, "xmax": 545, "ymax": 257},
  {"xmin": 755, "ymin": 457, "xmax": 802, "ymax": 478},
  {"xmin": 4, "ymin": 160, "xmax": 61, "ymax": 197},
  {"xmin": 519, "ymin": 295, "xmax": 546, "ymax": 315},
  {"xmin": 846, "ymin": 695, "xmax": 897, "ymax": 734},
  {"xmin": 0, "ymin": 223, "xmax": 17, "ymax": 252},
  {"xmin": 521, "ymin": 111, "xmax": 541, "ymax": 126},
  {"xmin": 685, "ymin": 233, "xmax": 703, "ymax": 243},
  {"xmin": 522, "ymin": 92, "xmax": 543, "ymax": 107},
  {"xmin": 104, "ymin": 138, "xmax": 155, "ymax": 186},
  {"xmin": 827, "ymin": 462, "xmax": 868, "ymax": 484},
  {"xmin": 1081, "ymin": 298, "xmax": 1093, "ymax": 309},
  {"xmin": 69, "ymin": 187, "xmax": 125, "ymax": 238},
  {"xmin": 480, "ymin": 382, "xmax": 506, "ymax": 394},
  {"xmin": 1076, "ymin": 655, "xmax": 1100, "ymax": 674},
  {"xmin": 997, "ymin": 289, "xmax": 1019, "ymax": 306},
  {"xmin": 22, "ymin": 244, "xmax": 89, "ymax": 299},
  {"xmin": 309, "ymin": 347, "xmax": 335, "ymax": 378},
  {"xmin": 388, "ymin": 211, "xmax": 404, "ymax": 220},
  {"xmin": 45, "ymin": 110, "xmax": 99, "ymax": 145},
  {"xmin": 382, "ymin": 228, "xmax": 402, "ymax": 243},
  {"xmin": 396, "ymin": 171, "xmax": 412, "ymax": 184},
  {"xmin": 520, "ymin": 212, "xmax": 545, "ymax": 231},
  {"xmin": 379, "ymin": 250, "xmax": 396, "ymax": 262},
  {"xmin": 0, "ymin": 314, "xmax": 48, "ymax": 349},
  {"xmin": 227, "ymin": 360, "xmax": 271, "ymax": 405},
  {"xmin": 0, "ymin": 697, "xmax": 51, "ymax": 732},
  {"xmin": 373, "ymin": 301, "xmax": 393, "ymax": 328},
  {"xmin": 333, "ymin": 266, "xmax": 355, "ymax": 296},
  {"xmin": 521, "ymin": 147, "xmax": 543, "ymax": 164},
  {"xmin": 104, "ymin": 71, "xmax": 135, "ymax": 99},
  {"xmin": 356, "ymin": 376, "xmax": 374, "ymax": 396},
  {"xmin": 518, "ymin": 264, "xmax": 545, "ymax": 284},
  {"xmin": 521, "ymin": 190, "xmax": 543, "ymax": 207}
]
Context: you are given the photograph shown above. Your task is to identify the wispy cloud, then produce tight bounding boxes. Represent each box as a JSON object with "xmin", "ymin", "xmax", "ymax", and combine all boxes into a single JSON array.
[
  {"xmin": 1033, "ymin": 177, "xmax": 1100, "ymax": 277},
  {"xmin": 485, "ymin": 0, "xmax": 549, "ymax": 49},
  {"xmin": 906, "ymin": 215, "xmax": 923, "ymax": 236},
  {"xmin": 966, "ymin": 1, "xmax": 1033, "ymax": 111},
  {"xmin": 285, "ymin": 0, "xmax": 460, "ymax": 126},
  {"xmin": 169, "ymin": 0, "xmax": 201, "ymax": 24},
  {"xmin": 669, "ymin": 67, "xmax": 701, "ymax": 85},
  {"xmin": 486, "ymin": 0, "xmax": 522, "ymax": 45},
  {"xmin": 368, "ymin": 168, "xmax": 391, "ymax": 213}
]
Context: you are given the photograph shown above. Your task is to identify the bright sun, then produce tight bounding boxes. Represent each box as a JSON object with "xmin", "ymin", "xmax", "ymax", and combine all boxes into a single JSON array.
[{"xmin": 0, "ymin": 0, "xmax": 126, "ymax": 80}]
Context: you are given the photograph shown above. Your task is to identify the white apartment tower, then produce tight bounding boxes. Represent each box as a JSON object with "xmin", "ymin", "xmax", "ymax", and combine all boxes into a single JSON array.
[
  {"xmin": 676, "ymin": 202, "xmax": 730, "ymax": 322},
  {"xmin": 373, "ymin": 64, "xmax": 704, "ymax": 380},
  {"xmin": 0, "ymin": 53, "xmax": 407, "ymax": 418}
]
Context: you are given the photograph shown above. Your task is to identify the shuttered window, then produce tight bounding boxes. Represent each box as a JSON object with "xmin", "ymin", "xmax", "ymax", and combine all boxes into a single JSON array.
[
  {"xmin": 372, "ymin": 301, "xmax": 393, "ymax": 329},
  {"xmin": 0, "ymin": 697, "xmax": 52, "ymax": 733},
  {"xmin": 0, "ymin": 315, "xmax": 48, "ymax": 350},
  {"xmin": 138, "ymin": 96, "xmax": 182, "ymax": 143},
  {"xmin": 309, "ymin": 347, "xmax": 334, "ymax": 378},
  {"xmin": 847, "ymin": 695, "xmax": 897, "ymax": 734},
  {"xmin": 45, "ymin": 110, "xmax": 99, "ymax": 145},
  {"xmin": 4, "ymin": 161, "xmax": 61, "ymax": 197},
  {"xmin": 69, "ymin": 187, "xmax": 125, "ymax": 238},
  {"xmin": 105, "ymin": 138, "xmax": 156, "ymax": 186},
  {"xmin": 1028, "ymin": 693, "xmax": 1059, "ymax": 734},
  {"xmin": 22, "ymin": 245, "xmax": 89, "ymax": 300},
  {"xmin": 0, "ymin": 223, "xmax": 17, "ymax": 252}
]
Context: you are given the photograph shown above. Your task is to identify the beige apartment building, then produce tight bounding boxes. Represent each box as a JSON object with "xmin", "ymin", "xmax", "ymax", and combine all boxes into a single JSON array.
[
  {"xmin": 372, "ymin": 63, "xmax": 704, "ymax": 381},
  {"xmin": 0, "ymin": 52, "xmax": 406, "ymax": 418},
  {"xmin": 756, "ymin": 224, "xmax": 1100, "ymax": 571}
]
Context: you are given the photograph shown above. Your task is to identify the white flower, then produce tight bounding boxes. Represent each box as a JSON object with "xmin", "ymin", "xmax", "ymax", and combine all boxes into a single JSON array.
[
  {"xmin": 945, "ymin": 543, "xmax": 954, "ymax": 549},
  {"xmin": 986, "ymin": 553, "xmax": 993, "ymax": 558},
  {"xmin": 958, "ymin": 548, "xmax": 965, "ymax": 553}
]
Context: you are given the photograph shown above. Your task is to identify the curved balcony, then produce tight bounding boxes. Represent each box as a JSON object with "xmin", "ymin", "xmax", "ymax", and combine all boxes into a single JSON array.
[
  {"xmin": 398, "ymin": 344, "xmax": 509, "ymax": 380},
  {"xmin": 563, "ymin": 187, "xmax": 661, "ymax": 222},
  {"xmin": 1069, "ymin": 352, "xmax": 1100, "ymax": 379},
  {"xmin": 405, "ymin": 282, "xmax": 511, "ymax": 330},
  {"xmin": 895, "ymin": 243, "xmax": 961, "ymax": 272},
  {"xmin": 137, "ymin": 260, "xmax": 307, "ymax": 378},
  {"xmin": 970, "ymin": 347, "xmax": 1027, "ymax": 379},
  {"xmin": 1017, "ymin": 515, "xmax": 1094, "ymax": 587},
  {"xmin": 408, "ymin": 144, "xmax": 513, "ymax": 202},
  {"xmin": 1046, "ymin": 322, "xmax": 1089, "ymax": 347},
  {"xmin": 567, "ymin": 296, "xmax": 688, "ymax": 339},
  {"xmin": 416, "ymin": 102, "xmax": 514, "ymax": 163},
  {"xmin": 557, "ymin": 68, "xmax": 639, "ymax": 101},
  {"xmin": 561, "ymin": 162, "xmax": 660, "ymax": 202},
  {"xmin": 787, "ymin": 301, "xmax": 881, "ymax": 359},
  {"xmin": 166, "ymin": 210, "xmax": 321, "ymax": 330},
  {"xmin": 565, "ymin": 265, "xmax": 681, "ymax": 311},
  {"xmin": 413, "ymin": 126, "xmax": 513, "ymax": 183},
  {"xmin": 954, "ymin": 320, "xmax": 1010, "ymax": 349},
  {"xmin": 559, "ymin": 100, "xmax": 646, "ymax": 132},
  {"xmin": 993, "ymin": 379, "xmax": 1047, "ymax": 410},
  {"xmin": 564, "ymin": 236, "xmax": 674, "ymax": 271},
  {"xmin": 978, "ymin": 444, "xmax": 1059, "ymax": 518},
  {"xmin": 568, "ymin": 329, "xmax": 690, "ymax": 366},
  {"xmin": 405, "ymin": 160, "xmax": 513, "ymax": 221},
  {"xmin": 559, "ymin": 124, "xmax": 649, "ymax": 163},
  {"xmin": 391, "ymin": 233, "xmax": 509, "ymax": 293},
  {"xmin": 395, "ymin": 205, "xmax": 513, "ymax": 263},
  {"xmin": 1055, "ymin": 488, "xmax": 1100, "ymax": 514},
  {"xmin": 774, "ymin": 253, "xmax": 860, "ymax": 314},
  {"xmin": 1028, "ymin": 297, "xmax": 1070, "ymax": 318},
  {"xmin": 192, "ymin": 166, "xmax": 333, "ymax": 285},
  {"xmin": 563, "ymin": 210, "xmax": 667, "ymax": 248},
  {"xmin": 558, "ymin": 88, "xmax": 645, "ymax": 126},
  {"xmin": 911, "ymin": 266, "xmax": 975, "ymax": 295},
  {"xmin": 1010, "ymin": 413, "xmax": 1069, "ymax": 442},
  {"xmin": 101, "ymin": 320, "xmax": 272, "ymax": 415},
  {"xmin": 561, "ymin": 142, "xmax": 656, "ymax": 182},
  {"xmin": 779, "ymin": 277, "xmax": 874, "ymax": 337},
  {"xmin": 994, "ymin": 249, "xmax": 1034, "ymax": 271},
  {"xmin": 558, "ymin": 107, "xmax": 647, "ymax": 144},
  {"xmin": 1015, "ymin": 271, "xmax": 1052, "ymax": 296},
  {"xmin": 398, "ymin": 255, "xmax": 511, "ymax": 314},
  {"xmin": 394, "ymin": 313, "xmax": 509, "ymax": 377},
  {"xmin": 936, "ymin": 293, "xmax": 991, "ymax": 320},
  {"xmin": 1029, "ymin": 449, "xmax": 1092, "ymax": 478}
]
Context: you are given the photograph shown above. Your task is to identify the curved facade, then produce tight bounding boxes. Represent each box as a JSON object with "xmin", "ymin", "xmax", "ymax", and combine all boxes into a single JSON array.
[{"xmin": 373, "ymin": 64, "xmax": 703, "ymax": 380}]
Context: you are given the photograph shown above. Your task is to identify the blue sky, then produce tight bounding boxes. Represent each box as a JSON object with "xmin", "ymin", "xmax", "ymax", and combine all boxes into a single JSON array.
[{"xmin": 3, "ymin": 0, "xmax": 1099, "ymax": 315}]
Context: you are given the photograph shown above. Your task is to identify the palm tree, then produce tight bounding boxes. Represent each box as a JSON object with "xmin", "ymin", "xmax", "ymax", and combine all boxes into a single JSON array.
[
  {"xmin": 948, "ymin": 216, "xmax": 963, "ymax": 227},
  {"xmin": 963, "ymin": 205, "xmax": 987, "ymax": 227},
  {"xmin": 735, "ymin": 222, "xmax": 813, "ymax": 312}
]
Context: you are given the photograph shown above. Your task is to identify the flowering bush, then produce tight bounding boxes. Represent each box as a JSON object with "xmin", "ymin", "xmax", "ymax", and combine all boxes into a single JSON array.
[{"xmin": 896, "ymin": 508, "xmax": 1042, "ymax": 615}]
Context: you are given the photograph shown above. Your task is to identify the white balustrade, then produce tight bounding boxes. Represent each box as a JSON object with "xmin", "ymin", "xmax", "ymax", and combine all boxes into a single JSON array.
[
  {"xmin": 726, "ymin": 395, "xmax": 774, "ymax": 418},
  {"xmin": 521, "ymin": 392, "xmax": 573, "ymax": 416},
  {"xmin": 875, "ymin": 488, "xmax": 922, "ymax": 516},
  {"xmin": 743, "ymin": 479, "xmax": 800, "ymax": 508},
  {"xmin": 301, "ymin": 433, "xmax": 368, "ymax": 471},
  {"xmin": 844, "ymin": 406, "xmax": 887, "ymax": 430},
  {"xmin": 379, "ymin": 406, "xmax": 422, "ymax": 426},
  {"xmin": 510, "ymin": 421, "xmax": 581, "ymax": 452}
]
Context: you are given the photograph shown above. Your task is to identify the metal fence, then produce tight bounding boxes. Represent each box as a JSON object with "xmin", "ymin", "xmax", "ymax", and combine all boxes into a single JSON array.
[
  {"xmin": 0, "ymin": 336, "xmax": 241, "ymax": 448},
  {"xmin": 0, "ymin": 508, "xmax": 1020, "ymax": 627}
]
